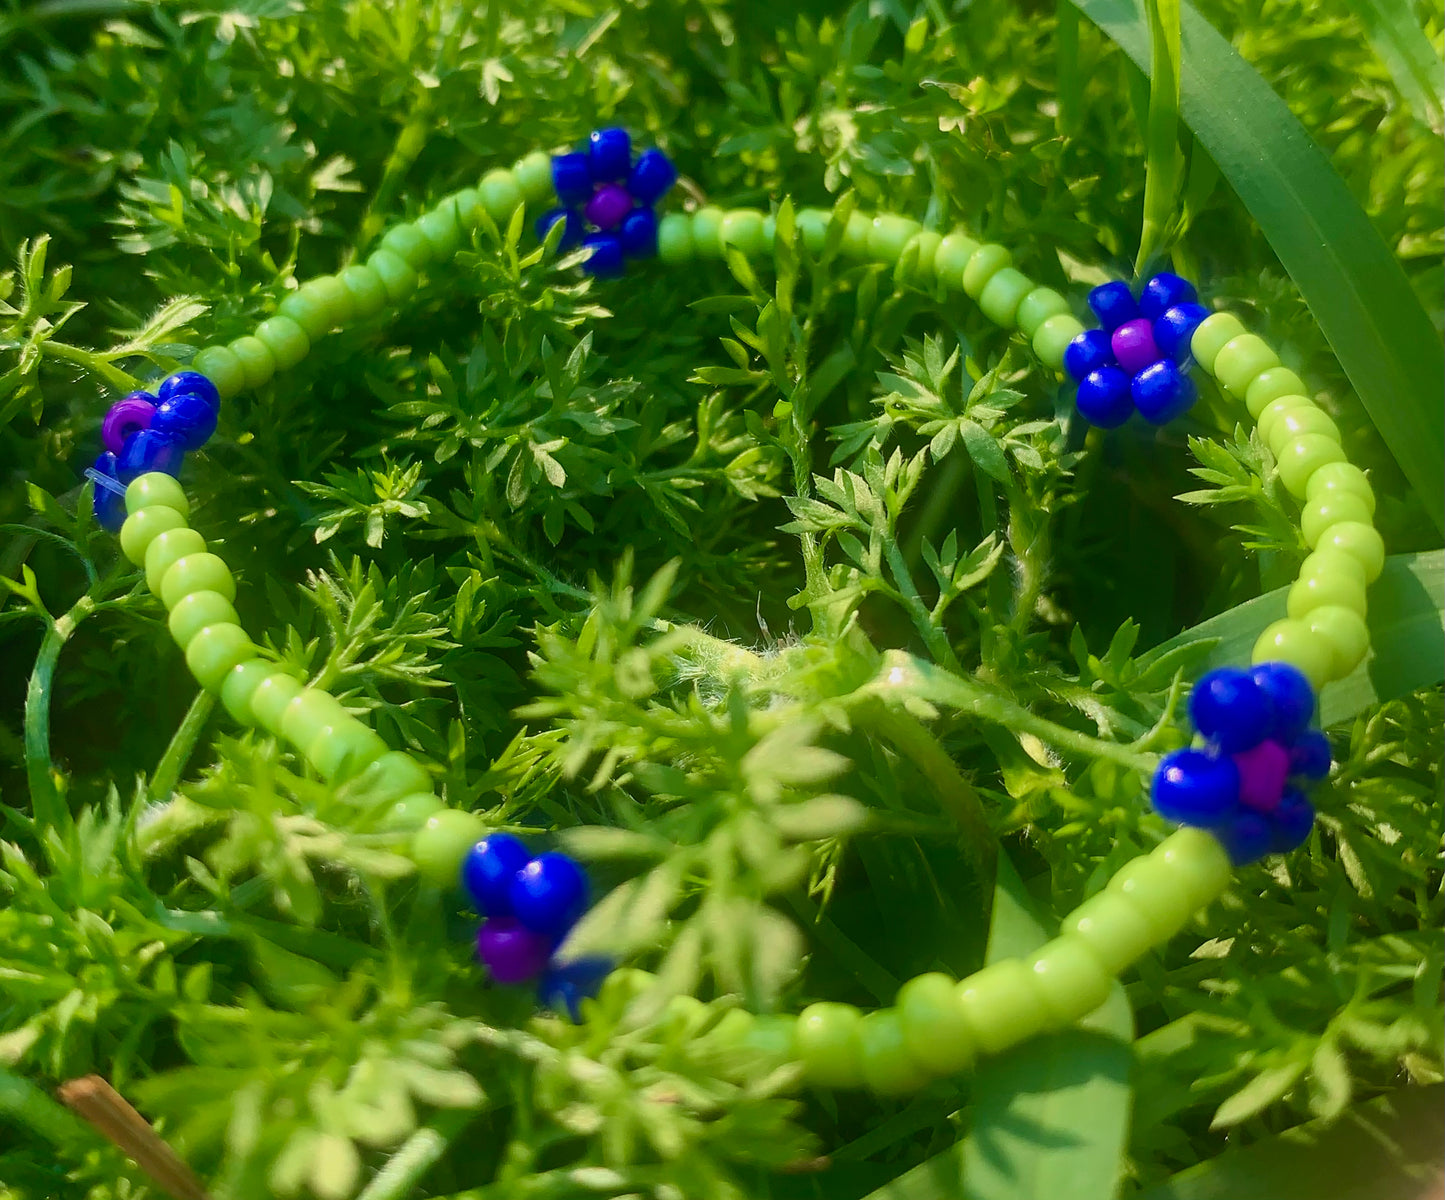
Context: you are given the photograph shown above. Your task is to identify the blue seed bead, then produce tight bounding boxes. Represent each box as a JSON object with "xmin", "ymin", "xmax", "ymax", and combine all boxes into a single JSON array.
[
  {"xmin": 1217, "ymin": 811, "xmax": 1274, "ymax": 865},
  {"xmin": 1288, "ymin": 730, "xmax": 1332, "ymax": 780},
  {"xmin": 158, "ymin": 370, "xmax": 221, "ymax": 412},
  {"xmin": 1153, "ymin": 302, "xmax": 1210, "ymax": 363},
  {"xmin": 551, "ymin": 152, "xmax": 592, "ymax": 207},
  {"xmin": 1132, "ymin": 359, "xmax": 1198, "ymax": 425},
  {"xmin": 1190, "ymin": 667, "xmax": 1272, "ymax": 754},
  {"xmin": 1063, "ymin": 329, "xmax": 1112, "ymax": 382},
  {"xmin": 90, "ymin": 452, "xmax": 126, "ymax": 532},
  {"xmin": 1087, "ymin": 281, "xmax": 1138, "ymax": 333},
  {"xmin": 151, "ymin": 392, "xmax": 218, "ymax": 451},
  {"xmin": 536, "ymin": 207, "xmax": 584, "ymax": 250},
  {"xmin": 1152, "ymin": 749, "xmax": 1241, "ymax": 826},
  {"xmin": 1140, "ymin": 272, "xmax": 1198, "ymax": 321},
  {"xmin": 619, "ymin": 207, "xmax": 659, "ymax": 258},
  {"xmin": 461, "ymin": 833, "xmax": 531, "ymax": 917},
  {"xmin": 1248, "ymin": 662, "xmax": 1316, "ymax": 741},
  {"xmin": 509, "ymin": 852, "xmax": 589, "ymax": 938},
  {"xmin": 1075, "ymin": 367, "xmax": 1133, "ymax": 428},
  {"xmin": 538, "ymin": 955, "xmax": 615, "ymax": 1022},
  {"xmin": 627, "ymin": 148, "xmax": 677, "ymax": 205},
  {"xmin": 117, "ymin": 429, "xmax": 185, "ymax": 483},
  {"xmin": 588, "ymin": 127, "xmax": 632, "ymax": 182},
  {"xmin": 1270, "ymin": 790, "xmax": 1316, "ymax": 853},
  {"xmin": 582, "ymin": 232, "xmax": 625, "ymax": 278}
]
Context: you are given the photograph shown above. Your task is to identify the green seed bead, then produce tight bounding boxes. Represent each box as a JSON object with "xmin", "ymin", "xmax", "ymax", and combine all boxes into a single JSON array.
[
  {"xmin": 220, "ymin": 659, "xmax": 276, "ymax": 725},
  {"xmin": 1106, "ymin": 856, "xmax": 1193, "ymax": 940},
  {"xmin": 761, "ymin": 213, "xmax": 776, "ymax": 246},
  {"xmin": 1153, "ymin": 827, "xmax": 1232, "ymax": 912},
  {"xmin": 1257, "ymin": 396, "xmax": 1314, "ymax": 447},
  {"xmin": 277, "ymin": 289, "xmax": 332, "ymax": 341},
  {"xmin": 1269, "ymin": 407, "xmax": 1341, "ymax": 456},
  {"xmin": 479, "ymin": 168, "xmax": 523, "ymax": 223},
  {"xmin": 125, "ymin": 473, "xmax": 190, "ymax": 519},
  {"xmin": 352, "ymin": 751, "xmax": 433, "ymax": 807},
  {"xmin": 229, "ymin": 336, "xmax": 276, "ymax": 390},
  {"xmin": 144, "ymin": 528, "xmax": 206, "ymax": 595},
  {"xmin": 898, "ymin": 230, "xmax": 943, "ymax": 286},
  {"xmin": 1287, "ymin": 570, "xmax": 1368, "ymax": 621},
  {"xmin": 449, "ymin": 188, "xmax": 481, "ymax": 230},
  {"xmin": 512, "ymin": 150, "xmax": 553, "ymax": 205},
  {"xmin": 1034, "ymin": 314, "xmax": 1087, "ymax": 371},
  {"xmin": 381, "ymin": 224, "xmax": 434, "ymax": 270},
  {"xmin": 657, "ymin": 212, "xmax": 693, "ymax": 263},
  {"xmin": 962, "ymin": 243, "xmax": 1012, "ymax": 300},
  {"xmin": 859, "ymin": 1010, "xmax": 928, "ymax": 1095},
  {"xmin": 1315, "ymin": 521, "xmax": 1385, "ymax": 584},
  {"xmin": 1245, "ymin": 367, "xmax": 1308, "ymax": 418},
  {"xmin": 366, "ymin": 249, "xmax": 419, "ymax": 303},
  {"xmin": 412, "ymin": 809, "xmax": 488, "ymax": 887},
  {"xmin": 379, "ymin": 792, "xmax": 445, "ymax": 833},
  {"xmin": 248, "ymin": 673, "xmax": 304, "ymax": 735},
  {"xmin": 1213, "ymin": 334, "xmax": 1280, "ymax": 397},
  {"xmin": 254, "ymin": 315, "xmax": 311, "ymax": 371},
  {"xmin": 1059, "ymin": 890, "xmax": 1157, "ymax": 972},
  {"xmin": 978, "ymin": 267, "xmax": 1034, "ymax": 328},
  {"xmin": 1306, "ymin": 462, "xmax": 1375, "ymax": 516},
  {"xmin": 1276, "ymin": 434, "xmax": 1347, "ymax": 498},
  {"xmin": 120, "ymin": 505, "xmax": 187, "ymax": 567},
  {"xmin": 795, "ymin": 1002, "xmax": 865, "ymax": 1089},
  {"xmin": 417, "ymin": 206, "xmax": 462, "ymax": 261},
  {"xmin": 1027, "ymin": 937, "xmax": 1113, "ymax": 1027},
  {"xmin": 795, "ymin": 208, "xmax": 831, "ymax": 254},
  {"xmin": 338, "ymin": 264, "xmax": 388, "ymax": 319},
  {"xmin": 1189, "ymin": 312, "xmax": 1247, "ymax": 376},
  {"xmin": 191, "ymin": 345, "xmax": 246, "ymax": 400},
  {"xmin": 719, "ymin": 209, "xmax": 767, "ymax": 256},
  {"xmin": 1252, "ymin": 618, "xmax": 1334, "ymax": 688},
  {"xmin": 160, "ymin": 553, "xmax": 236, "ymax": 611},
  {"xmin": 743, "ymin": 1015, "xmax": 797, "ymax": 1069},
  {"xmin": 934, "ymin": 231, "xmax": 981, "ymax": 287},
  {"xmin": 278, "ymin": 688, "xmax": 350, "ymax": 753},
  {"xmin": 308, "ymin": 719, "xmax": 388, "ymax": 784},
  {"xmin": 185, "ymin": 624, "xmax": 256, "ymax": 692},
  {"xmin": 1300, "ymin": 546, "xmax": 1368, "ymax": 589},
  {"xmin": 1016, "ymin": 288, "xmax": 1071, "ymax": 338},
  {"xmin": 691, "ymin": 206, "xmax": 726, "ymax": 258},
  {"xmin": 1302, "ymin": 493, "xmax": 1374, "ymax": 550},
  {"xmin": 840, "ymin": 211, "xmax": 872, "ymax": 259},
  {"xmin": 956, "ymin": 960, "xmax": 1051, "ymax": 1056},
  {"xmin": 866, "ymin": 214, "xmax": 921, "ymax": 263},
  {"xmin": 1305, "ymin": 605, "xmax": 1371, "ymax": 679},
  {"xmin": 168, "ymin": 589, "xmax": 240, "ymax": 650},
  {"xmin": 896, "ymin": 972, "xmax": 974, "ymax": 1075}
]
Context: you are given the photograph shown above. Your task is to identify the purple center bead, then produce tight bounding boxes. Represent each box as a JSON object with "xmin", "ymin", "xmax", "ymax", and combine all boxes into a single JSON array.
[
  {"xmin": 101, "ymin": 393, "xmax": 158, "ymax": 456},
  {"xmin": 1233, "ymin": 739, "xmax": 1291, "ymax": 812},
  {"xmin": 584, "ymin": 183, "xmax": 634, "ymax": 231},
  {"xmin": 1111, "ymin": 319, "xmax": 1161, "ymax": 376},
  {"xmin": 476, "ymin": 917, "xmax": 552, "ymax": 984}
]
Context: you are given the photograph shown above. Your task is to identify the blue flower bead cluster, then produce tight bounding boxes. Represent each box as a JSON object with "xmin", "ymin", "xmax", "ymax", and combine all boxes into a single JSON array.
[
  {"xmin": 88, "ymin": 370, "xmax": 221, "ymax": 532},
  {"xmin": 538, "ymin": 127, "xmax": 677, "ymax": 278},
  {"xmin": 461, "ymin": 833, "xmax": 612, "ymax": 1018},
  {"xmin": 1065, "ymin": 273, "xmax": 1210, "ymax": 428},
  {"xmin": 1151, "ymin": 662, "xmax": 1329, "ymax": 865}
]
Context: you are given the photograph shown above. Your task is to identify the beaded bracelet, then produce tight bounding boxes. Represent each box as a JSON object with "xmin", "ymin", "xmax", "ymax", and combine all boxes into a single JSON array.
[{"xmin": 82, "ymin": 127, "xmax": 1385, "ymax": 1096}]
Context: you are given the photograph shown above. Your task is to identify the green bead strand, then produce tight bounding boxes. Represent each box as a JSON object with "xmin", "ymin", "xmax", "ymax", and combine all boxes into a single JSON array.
[
  {"xmin": 896, "ymin": 972, "xmax": 974, "ymax": 1075},
  {"xmin": 220, "ymin": 660, "xmax": 276, "ymax": 725},
  {"xmin": 1305, "ymin": 605, "xmax": 1370, "ymax": 679},
  {"xmin": 1212, "ymin": 333, "xmax": 1280, "ymax": 397},
  {"xmin": 160, "ymin": 553, "xmax": 235, "ymax": 610},
  {"xmin": 1314, "ymin": 521, "xmax": 1385, "ymax": 583},
  {"xmin": 866, "ymin": 214, "xmax": 921, "ymax": 263},
  {"xmin": 1189, "ymin": 312, "xmax": 1247, "ymax": 375},
  {"xmin": 144, "ymin": 528, "xmax": 207, "ymax": 595},
  {"xmin": 254, "ymin": 316, "xmax": 311, "ymax": 371},
  {"xmin": 1015, "ymin": 287, "xmax": 1071, "ymax": 338},
  {"xmin": 1059, "ymin": 889, "xmax": 1157, "ymax": 972},
  {"xmin": 1105, "ymin": 855, "xmax": 1193, "ymax": 941},
  {"xmin": 1026, "ymin": 936, "xmax": 1113, "ymax": 1027},
  {"xmin": 719, "ymin": 209, "xmax": 767, "ymax": 256},
  {"xmin": 955, "ymin": 959, "xmax": 1051, "ymax": 1055},
  {"xmin": 1244, "ymin": 366, "xmax": 1308, "ymax": 418},
  {"xmin": 338, "ymin": 264, "xmax": 389, "ymax": 319},
  {"xmin": 795, "ymin": 1002, "xmax": 866, "ymax": 1089},
  {"xmin": 479, "ymin": 169, "xmax": 523, "ymax": 223},
  {"xmin": 412, "ymin": 810, "xmax": 487, "ymax": 886},
  {"xmin": 351, "ymin": 751, "xmax": 433, "ymax": 807},
  {"xmin": 962, "ymin": 243, "xmax": 1012, "ymax": 300},
  {"xmin": 228, "ymin": 335, "xmax": 277, "ymax": 391},
  {"xmin": 1301, "ymin": 493, "xmax": 1374, "ymax": 549},
  {"xmin": 379, "ymin": 792, "xmax": 445, "ymax": 833},
  {"xmin": 978, "ymin": 267, "xmax": 1034, "ymax": 328},
  {"xmin": 125, "ymin": 473, "xmax": 190, "ymax": 519},
  {"xmin": 416, "ymin": 205, "xmax": 462, "ymax": 260},
  {"xmin": 794, "ymin": 208, "xmax": 831, "ymax": 255},
  {"xmin": 1252, "ymin": 619, "xmax": 1334, "ymax": 688},
  {"xmin": 185, "ymin": 624, "xmax": 257, "ymax": 692},
  {"xmin": 380, "ymin": 224, "xmax": 434, "ymax": 270},
  {"xmin": 858, "ymin": 1010, "xmax": 928, "ymax": 1095},
  {"xmin": 1269, "ymin": 407, "xmax": 1341, "ymax": 455},
  {"xmin": 1257, "ymin": 396, "xmax": 1314, "ymax": 447},
  {"xmin": 168, "ymin": 589, "xmax": 241, "ymax": 650},
  {"xmin": 120, "ymin": 505, "xmax": 187, "ymax": 567},
  {"xmin": 1276, "ymin": 434, "xmax": 1347, "ymax": 497},
  {"xmin": 366, "ymin": 249, "xmax": 419, "ymax": 302},
  {"xmin": 658, "ymin": 213, "xmax": 694, "ymax": 264},
  {"xmin": 308, "ymin": 720, "xmax": 389, "ymax": 784},
  {"xmin": 840, "ymin": 211, "xmax": 872, "ymax": 259},
  {"xmin": 1152, "ymin": 828, "xmax": 1231, "ymax": 911},
  {"xmin": 1034, "ymin": 314, "xmax": 1086, "ymax": 371},
  {"xmin": 691, "ymin": 206, "xmax": 726, "ymax": 258},
  {"xmin": 899, "ymin": 230, "xmax": 943, "ymax": 286},
  {"xmin": 512, "ymin": 151, "xmax": 553, "ymax": 205},
  {"xmin": 1306, "ymin": 462, "xmax": 1375, "ymax": 516},
  {"xmin": 278, "ymin": 688, "xmax": 351, "ymax": 753},
  {"xmin": 1287, "ymin": 569, "xmax": 1368, "ymax": 621},
  {"xmin": 248, "ymin": 673, "xmax": 305, "ymax": 736},
  {"xmin": 191, "ymin": 345, "xmax": 246, "ymax": 400},
  {"xmin": 934, "ymin": 232, "xmax": 981, "ymax": 286}
]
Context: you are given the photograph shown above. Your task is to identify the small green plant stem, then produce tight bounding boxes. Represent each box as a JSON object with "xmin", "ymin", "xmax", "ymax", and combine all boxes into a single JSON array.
[
  {"xmin": 149, "ymin": 691, "xmax": 215, "ymax": 802},
  {"xmin": 355, "ymin": 89, "xmax": 435, "ymax": 254},
  {"xmin": 24, "ymin": 597, "xmax": 94, "ymax": 831},
  {"xmin": 42, "ymin": 339, "xmax": 137, "ymax": 393},
  {"xmin": 786, "ymin": 889, "xmax": 899, "ymax": 1004},
  {"xmin": 354, "ymin": 1109, "xmax": 474, "ymax": 1200}
]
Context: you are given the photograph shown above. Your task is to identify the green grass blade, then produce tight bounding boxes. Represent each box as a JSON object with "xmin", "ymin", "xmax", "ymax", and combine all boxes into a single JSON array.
[
  {"xmin": 1341, "ymin": 0, "xmax": 1445, "ymax": 135},
  {"xmin": 1072, "ymin": 0, "xmax": 1445, "ymax": 534},
  {"xmin": 1136, "ymin": 0, "xmax": 1182, "ymax": 271}
]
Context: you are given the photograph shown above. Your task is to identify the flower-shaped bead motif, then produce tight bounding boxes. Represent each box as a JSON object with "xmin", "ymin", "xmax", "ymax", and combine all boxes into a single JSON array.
[{"xmin": 537, "ymin": 128, "xmax": 678, "ymax": 278}]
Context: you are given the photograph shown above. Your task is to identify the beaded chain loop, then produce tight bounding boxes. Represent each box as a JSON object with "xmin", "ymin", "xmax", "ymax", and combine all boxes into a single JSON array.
[{"xmin": 87, "ymin": 126, "xmax": 1386, "ymax": 1095}]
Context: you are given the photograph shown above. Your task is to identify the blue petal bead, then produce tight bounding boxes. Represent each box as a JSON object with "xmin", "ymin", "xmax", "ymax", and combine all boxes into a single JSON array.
[
  {"xmin": 1075, "ymin": 366, "xmax": 1133, "ymax": 428},
  {"xmin": 582, "ymin": 232, "xmax": 625, "ymax": 278},
  {"xmin": 151, "ymin": 392, "xmax": 218, "ymax": 451},
  {"xmin": 1248, "ymin": 662, "xmax": 1316, "ymax": 741},
  {"xmin": 588, "ymin": 127, "xmax": 632, "ymax": 183},
  {"xmin": 461, "ymin": 833, "xmax": 531, "ymax": 917},
  {"xmin": 627, "ymin": 148, "xmax": 677, "ymax": 205},
  {"xmin": 1216, "ymin": 811, "xmax": 1274, "ymax": 865},
  {"xmin": 1153, "ymin": 302, "xmax": 1210, "ymax": 363},
  {"xmin": 551, "ymin": 152, "xmax": 593, "ymax": 207},
  {"xmin": 1270, "ymin": 790, "xmax": 1316, "ymax": 853},
  {"xmin": 619, "ymin": 207, "xmax": 659, "ymax": 258},
  {"xmin": 509, "ymin": 852, "xmax": 589, "ymax": 938},
  {"xmin": 159, "ymin": 369, "xmax": 221, "ymax": 412},
  {"xmin": 1288, "ymin": 730, "xmax": 1332, "ymax": 781},
  {"xmin": 538, "ymin": 955, "xmax": 614, "ymax": 1022},
  {"xmin": 90, "ymin": 452, "xmax": 126, "ymax": 532},
  {"xmin": 1140, "ymin": 272, "xmax": 1198, "ymax": 321},
  {"xmin": 1190, "ymin": 667, "xmax": 1273, "ymax": 754},
  {"xmin": 1132, "ymin": 359, "xmax": 1198, "ymax": 425},
  {"xmin": 536, "ymin": 207, "xmax": 584, "ymax": 251},
  {"xmin": 116, "ymin": 429, "xmax": 184, "ymax": 483},
  {"xmin": 1087, "ymin": 281, "xmax": 1138, "ymax": 332},
  {"xmin": 1063, "ymin": 329, "xmax": 1112, "ymax": 382},
  {"xmin": 1152, "ymin": 748, "xmax": 1241, "ymax": 826}
]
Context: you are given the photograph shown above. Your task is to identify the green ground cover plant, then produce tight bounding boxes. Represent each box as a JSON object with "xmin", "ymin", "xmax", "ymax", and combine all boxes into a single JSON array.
[{"xmin": 0, "ymin": 0, "xmax": 1441, "ymax": 1197}]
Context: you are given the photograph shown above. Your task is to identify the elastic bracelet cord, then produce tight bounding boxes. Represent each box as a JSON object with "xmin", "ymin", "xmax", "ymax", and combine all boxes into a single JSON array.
[{"xmin": 93, "ymin": 125, "xmax": 1383, "ymax": 1097}]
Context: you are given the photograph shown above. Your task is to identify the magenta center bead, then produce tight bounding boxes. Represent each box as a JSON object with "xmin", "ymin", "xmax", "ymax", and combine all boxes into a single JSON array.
[
  {"xmin": 1111, "ymin": 319, "xmax": 1161, "ymax": 375},
  {"xmin": 101, "ymin": 394, "xmax": 157, "ymax": 456},
  {"xmin": 584, "ymin": 184, "xmax": 634, "ymax": 231},
  {"xmin": 477, "ymin": 917, "xmax": 551, "ymax": 984},
  {"xmin": 1233, "ymin": 739, "xmax": 1291, "ymax": 812}
]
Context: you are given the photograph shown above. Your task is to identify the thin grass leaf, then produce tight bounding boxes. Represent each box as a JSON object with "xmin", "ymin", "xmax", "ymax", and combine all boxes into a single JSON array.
[{"xmin": 1136, "ymin": 0, "xmax": 1182, "ymax": 271}]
